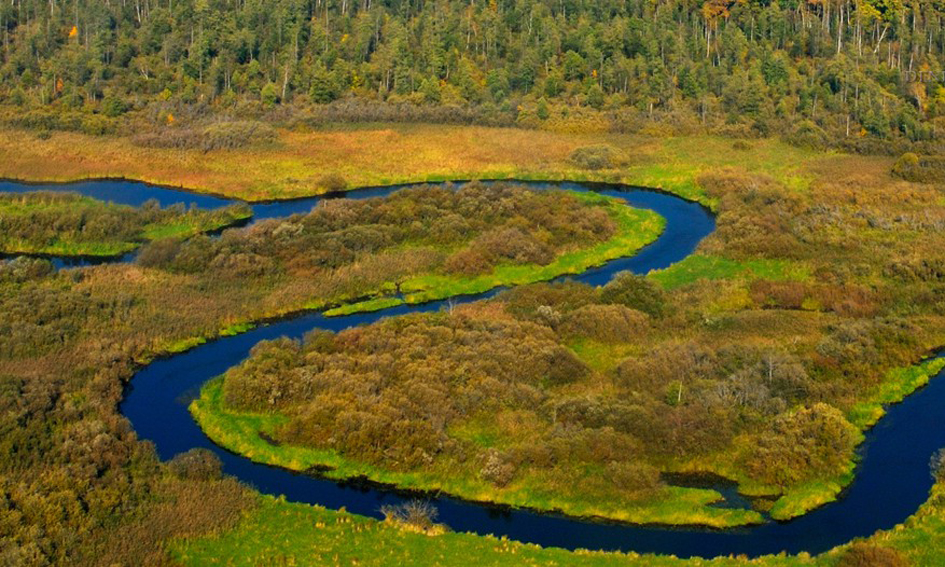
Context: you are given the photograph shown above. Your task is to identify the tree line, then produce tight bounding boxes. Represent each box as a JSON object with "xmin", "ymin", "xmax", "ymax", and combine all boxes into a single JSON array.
[{"xmin": 0, "ymin": 0, "xmax": 943, "ymax": 148}]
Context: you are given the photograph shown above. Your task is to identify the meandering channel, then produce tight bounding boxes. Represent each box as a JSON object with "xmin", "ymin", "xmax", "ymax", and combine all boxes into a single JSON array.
[{"xmin": 3, "ymin": 178, "xmax": 944, "ymax": 559}]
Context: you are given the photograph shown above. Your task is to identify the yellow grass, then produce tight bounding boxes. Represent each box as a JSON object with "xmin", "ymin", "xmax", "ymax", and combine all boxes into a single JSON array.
[{"xmin": 0, "ymin": 124, "xmax": 850, "ymax": 206}]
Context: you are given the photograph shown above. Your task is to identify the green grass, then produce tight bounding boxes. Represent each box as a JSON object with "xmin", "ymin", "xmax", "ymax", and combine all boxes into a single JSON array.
[
  {"xmin": 220, "ymin": 322, "xmax": 257, "ymax": 337},
  {"xmin": 647, "ymin": 255, "xmax": 809, "ymax": 290},
  {"xmin": 767, "ymin": 469, "xmax": 858, "ymax": 522},
  {"xmin": 878, "ymin": 480, "xmax": 945, "ymax": 565},
  {"xmin": 165, "ymin": 336, "xmax": 208, "ymax": 354},
  {"xmin": 847, "ymin": 357, "xmax": 945, "ymax": 429},
  {"xmin": 567, "ymin": 338, "xmax": 639, "ymax": 373},
  {"xmin": 169, "ymin": 495, "xmax": 818, "ymax": 567},
  {"xmin": 324, "ymin": 297, "xmax": 406, "ymax": 317},
  {"xmin": 191, "ymin": 378, "xmax": 764, "ymax": 528}
]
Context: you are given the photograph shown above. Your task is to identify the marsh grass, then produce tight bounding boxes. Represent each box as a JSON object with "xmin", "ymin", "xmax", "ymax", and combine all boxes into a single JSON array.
[
  {"xmin": 647, "ymin": 255, "xmax": 811, "ymax": 290},
  {"xmin": 0, "ymin": 125, "xmax": 835, "ymax": 209},
  {"xmin": 0, "ymin": 192, "xmax": 250, "ymax": 256}
]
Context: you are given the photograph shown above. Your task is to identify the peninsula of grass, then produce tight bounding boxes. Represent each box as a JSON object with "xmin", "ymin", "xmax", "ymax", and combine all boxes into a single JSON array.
[
  {"xmin": 0, "ymin": 191, "xmax": 251, "ymax": 257},
  {"xmin": 303, "ymin": 191, "xmax": 663, "ymax": 317},
  {"xmin": 191, "ymin": 378, "xmax": 763, "ymax": 529}
]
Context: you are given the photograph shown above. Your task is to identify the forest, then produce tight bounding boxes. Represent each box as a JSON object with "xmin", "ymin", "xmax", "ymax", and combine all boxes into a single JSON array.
[
  {"xmin": 0, "ymin": 0, "xmax": 944, "ymax": 154},
  {"xmin": 0, "ymin": 191, "xmax": 251, "ymax": 256}
]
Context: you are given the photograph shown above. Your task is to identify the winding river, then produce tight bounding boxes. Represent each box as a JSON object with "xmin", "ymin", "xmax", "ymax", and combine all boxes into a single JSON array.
[{"xmin": 2, "ymin": 178, "xmax": 944, "ymax": 559}]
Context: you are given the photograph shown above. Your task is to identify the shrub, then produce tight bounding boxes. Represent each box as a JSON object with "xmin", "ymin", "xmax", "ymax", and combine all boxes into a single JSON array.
[
  {"xmin": 838, "ymin": 543, "xmax": 908, "ymax": 567},
  {"xmin": 444, "ymin": 247, "xmax": 494, "ymax": 275},
  {"xmin": 745, "ymin": 403, "xmax": 858, "ymax": 486},
  {"xmin": 600, "ymin": 272, "xmax": 666, "ymax": 317},
  {"xmin": 167, "ymin": 448, "xmax": 223, "ymax": 481},
  {"xmin": 892, "ymin": 152, "xmax": 920, "ymax": 178},
  {"xmin": 380, "ymin": 500, "xmax": 442, "ymax": 532},
  {"xmin": 559, "ymin": 304, "xmax": 648, "ymax": 342},
  {"xmin": 201, "ymin": 120, "xmax": 277, "ymax": 150},
  {"xmin": 101, "ymin": 96, "xmax": 128, "ymax": 117},
  {"xmin": 500, "ymin": 281, "xmax": 600, "ymax": 319},
  {"xmin": 132, "ymin": 120, "xmax": 277, "ymax": 151},
  {"xmin": 543, "ymin": 345, "xmax": 591, "ymax": 384},
  {"xmin": 479, "ymin": 450, "xmax": 516, "ymax": 487},
  {"xmin": 298, "ymin": 99, "xmax": 516, "ymax": 127},
  {"xmin": 606, "ymin": 461, "xmax": 661, "ymax": 492},
  {"xmin": 931, "ymin": 448, "xmax": 945, "ymax": 481},
  {"xmin": 750, "ymin": 280, "xmax": 807, "ymax": 309},
  {"xmin": 0, "ymin": 257, "xmax": 54, "ymax": 283},
  {"xmin": 474, "ymin": 227, "xmax": 555, "ymax": 265},
  {"xmin": 784, "ymin": 120, "xmax": 829, "ymax": 150},
  {"xmin": 137, "ymin": 239, "xmax": 182, "ymax": 268},
  {"xmin": 892, "ymin": 152, "xmax": 945, "ymax": 183},
  {"xmin": 6, "ymin": 110, "xmax": 117, "ymax": 136},
  {"xmin": 568, "ymin": 144, "xmax": 627, "ymax": 170},
  {"xmin": 315, "ymin": 173, "xmax": 348, "ymax": 193}
]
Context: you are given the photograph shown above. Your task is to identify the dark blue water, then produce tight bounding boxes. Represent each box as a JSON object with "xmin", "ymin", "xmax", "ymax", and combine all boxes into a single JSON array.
[
  {"xmin": 0, "ymin": 178, "xmax": 703, "ymax": 270},
  {"xmin": 4, "ymin": 178, "xmax": 944, "ymax": 558}
]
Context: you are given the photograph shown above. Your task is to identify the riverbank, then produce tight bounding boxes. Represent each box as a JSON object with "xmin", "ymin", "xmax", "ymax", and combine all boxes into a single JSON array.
[
  {"xmin": 168, "ymin": 495, "xmax": 790, "ymax": 567},
  {"xmin": 191, "ymin": 376, "xmax": 763, "ymax": 529},
  {"xmin": 0, "ymin": 191, "xmax": 251, "ymax": 257},
  {"xmin": 0, "ymin": 123, "xmax": 857, "ymax": 208}
]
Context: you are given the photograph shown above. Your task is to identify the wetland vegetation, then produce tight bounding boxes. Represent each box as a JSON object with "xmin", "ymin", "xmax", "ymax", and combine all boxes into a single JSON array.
[
  {"xmin": 0, "ymin": 191, "xmax": 250, "ymax": 257},
  {"xmin": 1, "ymin": 129, "xmax": 945, "ymax": 565},
  {"xmin": 0, "ymin": 126, "xmax": 944, "ymax": 566},
  {"xmin": 4, "ymin": 0, "xmax": 945, "ymax": 563},
  {"xmin": 195, "ymin": 168, "xmax": 945, "ymax": 527}
]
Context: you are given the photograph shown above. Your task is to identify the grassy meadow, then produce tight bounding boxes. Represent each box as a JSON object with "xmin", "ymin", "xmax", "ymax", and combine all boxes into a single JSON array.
[
  {"xmin": 169, "ymin": 474, "xmax": 945, "ymax": 567},
  {"xmin": 0, "ymin": 124, "xmax": 862, "ymax": 207}
]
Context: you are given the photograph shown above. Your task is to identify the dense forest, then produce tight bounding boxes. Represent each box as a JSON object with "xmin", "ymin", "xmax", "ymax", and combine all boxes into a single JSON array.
[
  {"xmin": 1, "ymin": 0, "xmax": 944, "ymax": 150},
  {"xmin": 0, "ymin": 191, "xmax": 251, "ymax": 256}
]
